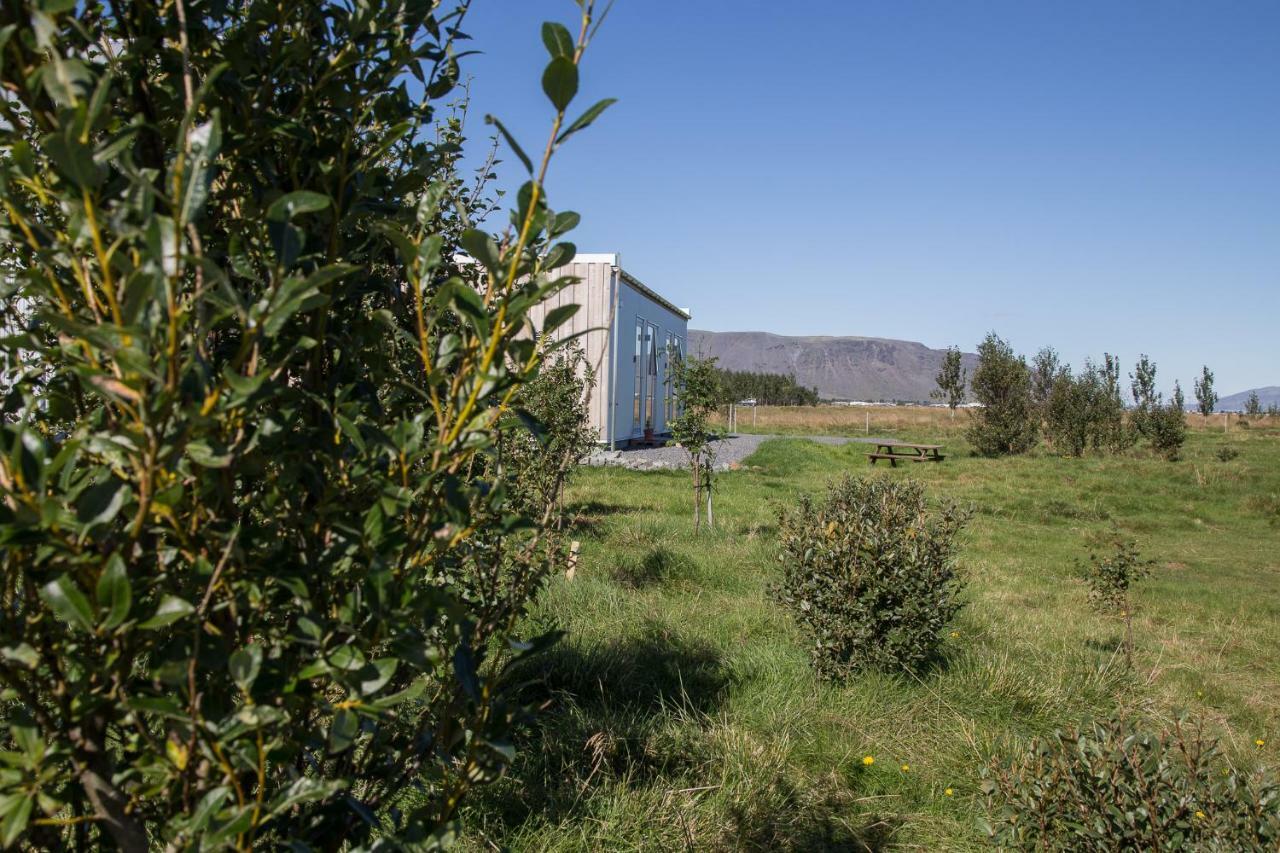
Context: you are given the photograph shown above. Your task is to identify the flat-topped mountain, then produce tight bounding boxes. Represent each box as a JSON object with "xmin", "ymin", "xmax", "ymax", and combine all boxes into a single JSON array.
[{"xmin": 688, "ymin": 330, "xmax": 979, "ymax": 402}]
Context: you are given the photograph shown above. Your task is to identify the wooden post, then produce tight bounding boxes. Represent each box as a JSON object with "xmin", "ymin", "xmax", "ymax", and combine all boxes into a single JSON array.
[{"xmin": 865, "ymin": 410, "xmax": 870, "ymax": 435}]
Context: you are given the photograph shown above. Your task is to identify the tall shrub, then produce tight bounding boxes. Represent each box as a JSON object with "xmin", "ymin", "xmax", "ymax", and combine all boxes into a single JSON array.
[
  {"xmin": 775, "ymin": 477, "xmax": 968, "ymax": 676},
  {"xmin": 931, "ymin": 345, "xmax": 968, "ymax": 416},
  {"xmin": 967, "ymin": 333, "xmax": 1037, "ymax": 456},
  {"xmin": 1130, "ymin": 354, "xmax": 1160, "ymax": 437},
  {"xmin": 0, "ymin": 1, "xmax": 614, "ymax": 848},
  {"xmin": 1195, "ymin": 365, "xmax": 1218, "ymax": 418}
]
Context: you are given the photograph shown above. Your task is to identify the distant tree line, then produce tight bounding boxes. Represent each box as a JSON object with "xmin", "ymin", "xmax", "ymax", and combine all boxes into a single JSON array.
[
  {"xmin": 946, "ymin": 333, "xmax": 1201, "ymax": 460},
  {"xmin": 713, "ymin": 368, "xmax": 819, "ymax": 406}
]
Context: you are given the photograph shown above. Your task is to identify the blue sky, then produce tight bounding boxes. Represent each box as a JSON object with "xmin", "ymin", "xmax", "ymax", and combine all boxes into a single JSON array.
[{"xmin": 458, "ymin": 1, "xmax": 1279, "ymax": 396}]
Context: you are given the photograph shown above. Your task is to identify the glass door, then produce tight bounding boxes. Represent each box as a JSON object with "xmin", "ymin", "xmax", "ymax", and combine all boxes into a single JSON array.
[
  {"xmin": 644, "ymin": 322, "xmax": 657, "ymax": 432},
  {"xmin": 632, "ymin": 319, "xmax": 644, "ymax": 436}
]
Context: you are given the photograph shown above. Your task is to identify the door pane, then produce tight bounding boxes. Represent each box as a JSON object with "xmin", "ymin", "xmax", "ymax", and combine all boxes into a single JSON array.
[{"xmin": 633, "ymin": 319, "xmax": 643, "ymax": 431}]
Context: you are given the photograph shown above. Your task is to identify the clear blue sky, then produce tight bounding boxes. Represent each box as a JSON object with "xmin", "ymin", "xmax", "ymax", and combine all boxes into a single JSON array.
[{"xmin": 459, "ymin": 1, "xmax": 1279, "ymax": 397}]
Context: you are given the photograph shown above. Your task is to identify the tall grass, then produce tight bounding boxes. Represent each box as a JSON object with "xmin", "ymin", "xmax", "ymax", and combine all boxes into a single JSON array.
[{"xmin": 460, "ymin": 429, "xmax": 1280, "ymax": 850}]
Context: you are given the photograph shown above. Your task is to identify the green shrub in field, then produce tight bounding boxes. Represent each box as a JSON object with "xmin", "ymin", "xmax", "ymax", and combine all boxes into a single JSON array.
[
  {"xmin": 1217, "ymin": 446, "xmax": 1240, "ymax": 462},
  {"xmin": 775, "ymin": 477, "xmax": 968, "ymax": 676},
  {"xmin": 981, "ymin": 716, "xmax": 1280, "ymax": 851},
  {"xmin": 967, "ymin": 333, "xmax": 1038, "ymax": 456},
  {"xmin": 1041, "ymin": 357, "xmax": 1134, "ymax": 457},
  {"xmin": 1148, "ymin": 399, "xmax": 1189, "ymax": 460},
  {"xmin": 497, "ymin": 343, "xmax": 598, "ymax": 525},
  {"xmin": 0, "ymin": 0, "xmax": 613, "ymax": 847}
]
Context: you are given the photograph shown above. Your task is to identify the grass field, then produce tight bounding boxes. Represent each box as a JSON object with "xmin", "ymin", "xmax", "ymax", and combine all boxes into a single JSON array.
[{"xmin": 460, "ymin": 417, "xmax": 1280, "ymax": 850}]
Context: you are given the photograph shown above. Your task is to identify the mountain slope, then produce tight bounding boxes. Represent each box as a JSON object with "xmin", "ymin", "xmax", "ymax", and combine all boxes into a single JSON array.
[
  {"xmin": 1217, "ymin": 386, "xmax": 1280, "ymax": 412},
  {"xmin": 688, "ymin": 330, "xmax": 979, "ymax": 402}
]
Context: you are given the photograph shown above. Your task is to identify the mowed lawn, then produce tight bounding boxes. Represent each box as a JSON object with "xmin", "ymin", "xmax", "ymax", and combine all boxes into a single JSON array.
[{"xmin": 460, "ymin": 422, "xmax": 1280, "ymax": 850}]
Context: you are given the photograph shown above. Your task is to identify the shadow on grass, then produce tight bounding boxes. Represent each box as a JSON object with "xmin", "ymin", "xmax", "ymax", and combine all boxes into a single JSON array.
[
  {"xmin": 609, "ymin": 544, "xmax": 694, "ymax": 589},
  {"xmin": 469, "ymin": 625, "xmax": 910, "ymax": 847},
  {"xmin": 563, "ymin": 499, "xmax": 631, "ymax": 539},
  {"xmin": 466, "ymin": 623, "xmax": 731, "ymax": 832},
  {"xmin": 727, "ymin": 774, "xmax": 903, "ymax": 851}
]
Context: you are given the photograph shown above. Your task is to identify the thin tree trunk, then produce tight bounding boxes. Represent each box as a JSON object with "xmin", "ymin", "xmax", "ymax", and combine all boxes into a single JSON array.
[
  {"xmin": 705, "ymin": 466, "xmax": 713, "ymax": 529},
  {"xmin": 73, "ymin": 718, "xmax": 150, "ymax": 851},
  {"xmin": 691, "ymin": 456, "xmax": 701, "ymax": 533}
]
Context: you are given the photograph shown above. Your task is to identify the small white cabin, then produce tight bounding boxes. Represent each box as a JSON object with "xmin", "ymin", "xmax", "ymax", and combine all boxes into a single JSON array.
[{"xmin": 528, "ymin": 253, "xmax": 690, "ymax": 448}]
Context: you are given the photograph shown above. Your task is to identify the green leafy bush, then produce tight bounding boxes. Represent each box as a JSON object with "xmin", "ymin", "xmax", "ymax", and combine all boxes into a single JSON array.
[
  {"xmin": 967, "ymin": 333, "xmax": 1038, "ymax": 456},
  {"xmin": 497, "ymin": 343, "xmax": 598, "ymax": 524},
  {"xmin": 0, "ymin": 0, "xmax": 613, "ymax": 847},
  {"xmin": 1148, "ymin": 400, "xmax": 1189, "ymax": 460},
  {"xmin": 1043, "ymin": 357, "xmax": 1132, "ymax": 457},
  {"xmin": 982, "ymin": 717, "xmax": 1280, "ymax": 850},
  {"xmin": 775, "ymin": 477, "xmax": 968, "ymax": 676},
  {"xmin": 1217, "ymin": 446, "xmax": 1241, "ymax": 462}
]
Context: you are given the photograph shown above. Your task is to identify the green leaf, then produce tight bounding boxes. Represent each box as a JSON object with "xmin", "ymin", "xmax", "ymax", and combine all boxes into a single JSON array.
[
  {"xmin": 139, "ymin": 595, "xmax": 195, "ymax": 630},
  {"xmin": 229, "ymin": 645, "xmax": 262, "ymax": 691},
  {"xmin": 359, "ymin": 658, "xmax": 399, "ymax": 696},
  {"xmin": 266, "ymin": 191, "xmax": 330, "ymax": 223},
  {"xmin": 186, "ymin": 440, "xmax": 234, "ymax": 468},
  {"xmin": 484, "ymin": 115, "xmax": 533, "ymax": 174},
  {"xmin": 557, "ymin": 98, "xmax": 617, "ymax": 145},
  {"xmin": 43, "ymin": 127, "xmax": 105, "ymax": 189},
  {"xmin": 541, "ymin": 21, "xmax": 575, "ymax": 58},
  {"xmin": 542, "ymin": 303, "xmax": 579, "ymax": 334},
  {"xmin": 267, "ymin": 778, "xmax": 345, "ymax": 819},
  {"xmin": 40, "ymin": 575, "xmax": 95, "ymax": 633},
  {"xmin": 541, "ymin": 56, "xmax": 579, "ymax": 113},
  {"xmin": 459, "ymin": 229, "xmax": 501, "ymax": 273},
  {"xmin": 75, "ymin": 475, "xmax": 127, "ymax": 528},
  {"xmin": 0, "ymin": 791, "xmax": 32, "ymax": 848},
  {"xmin": 95, "ymin": 554, "xmax": 132, "ymax": 629},
  {"xmin": 328, "ymin": 708, "xmax": 358, "ymax": 754},
  {"xmin": 39, "ymin": 56, "xmax": 93, "ymax": 108},
  {"xmin": 176, "ymin": 113, "xmax": 222, "ymax": 226}
]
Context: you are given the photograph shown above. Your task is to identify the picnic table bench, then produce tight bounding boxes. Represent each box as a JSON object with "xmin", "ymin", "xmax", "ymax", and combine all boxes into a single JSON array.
[{"xmin": 866, "ymin": 441, "xmax": 945, "ymax": 467}]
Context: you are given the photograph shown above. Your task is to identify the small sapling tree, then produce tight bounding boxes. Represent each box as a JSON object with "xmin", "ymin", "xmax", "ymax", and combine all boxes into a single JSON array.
[
  {"xmin": 931, "ymin": 346, "xmax": 968, "ymax": 417},
  {"xmin": 1083, "ymin": 535, "xmax": 1154, "ymax": 668},
  {"xmin": 1194, "ymin": 365, "xmax": 1217, "ymax": 419},
  {"xmin": 1245, "ymin": 391, "xmax": 1263, "ymax": 417},
  {"xmin": 1030, "ymin": 346, "xmax": 1064, "ymax": 416},
  {"xmin": 967, "ymin": 333, "xmax": 1038, "ymax": 456},
  {"xmin": 669, "ymin": 354, "xmax": 721, "ymax": 532}
]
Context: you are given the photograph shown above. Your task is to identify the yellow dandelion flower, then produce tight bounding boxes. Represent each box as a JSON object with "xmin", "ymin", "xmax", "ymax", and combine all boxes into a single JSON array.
[
  {"xmin": 862, "ymin": 755, "xmax": 875, "ymax": 766},
  {"xmin": 1257, "ymin": 739, "xmax": 1266, "ymax": 748},
  {"xmin": 1195, "ymin": 810, "xmax": 1205, "ymax": 819},
  {"xmin": 949, "ymin": 631, "xmax": 959, "ymax": 638},
  {"xmin": 944, "ymin": 787, "xmax": 954, "ymax": 796},
  {"xmin": 901, "ymin": 764, "xmax": 910, "ymax": 772}
]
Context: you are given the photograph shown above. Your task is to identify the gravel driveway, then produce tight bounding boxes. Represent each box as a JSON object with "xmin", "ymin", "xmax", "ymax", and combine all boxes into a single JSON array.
[{"xmin": 584, "ymin": 434, "xmax": 888, "ymax": 471}]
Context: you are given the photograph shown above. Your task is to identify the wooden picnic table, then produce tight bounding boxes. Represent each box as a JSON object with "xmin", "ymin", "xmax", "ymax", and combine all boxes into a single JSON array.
[{"xmin": 866, "ymin": 441, "xmax": 945, "ymax": 467}]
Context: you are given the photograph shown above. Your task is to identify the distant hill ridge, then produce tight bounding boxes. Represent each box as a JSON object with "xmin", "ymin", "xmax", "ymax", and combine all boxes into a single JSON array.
[
  {"xmin": 688, "ymin": 330, "xmax": 979, "ymax": 402},
  {"xmin": 1215, "ymin": 386, "xmax": 1280, "ymax": 412}
]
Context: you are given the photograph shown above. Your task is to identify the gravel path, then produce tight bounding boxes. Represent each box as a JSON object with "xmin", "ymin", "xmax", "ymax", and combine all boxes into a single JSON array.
[{"xmin": 585, "ymin": 433, "xmax": 891, "ymax": 471}]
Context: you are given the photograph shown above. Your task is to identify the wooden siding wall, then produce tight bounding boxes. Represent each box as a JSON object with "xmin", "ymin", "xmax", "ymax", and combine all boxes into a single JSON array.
[{"xmin": 526, "ymin": 260, "xmax": 616, "ymax": 442}]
